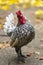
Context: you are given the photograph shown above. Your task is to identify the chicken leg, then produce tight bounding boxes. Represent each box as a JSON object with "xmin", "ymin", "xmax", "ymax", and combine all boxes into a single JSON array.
[{"xmin": 15, "ymin": 47, "xmax": 26, "ymax": 63}]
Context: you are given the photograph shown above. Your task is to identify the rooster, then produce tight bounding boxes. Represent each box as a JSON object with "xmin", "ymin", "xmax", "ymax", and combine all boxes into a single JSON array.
[{"xmin": 9, "ymin": 10, "xmax": 35, "ymax": 63}]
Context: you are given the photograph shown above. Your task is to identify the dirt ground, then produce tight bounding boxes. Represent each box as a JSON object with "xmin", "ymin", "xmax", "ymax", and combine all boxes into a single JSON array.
[{"xmin": 0, "ymin": 6, "xmax": 43, "ymax": 65}]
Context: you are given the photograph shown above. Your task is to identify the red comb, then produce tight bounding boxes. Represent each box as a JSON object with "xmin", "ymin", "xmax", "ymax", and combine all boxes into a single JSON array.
[{"xmin": 16, "ymin": 10, "xmax": 22, "ymax": 16}]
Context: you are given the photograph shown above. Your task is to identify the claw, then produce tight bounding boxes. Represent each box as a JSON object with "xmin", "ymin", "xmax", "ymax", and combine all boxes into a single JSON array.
[
  {"xmin": 17, "ymin": 56, "xmax": 25, "ymax": 63},
  {"xmin": 21, "ymin": 54, "xmax": 27, "ymax": 58}
]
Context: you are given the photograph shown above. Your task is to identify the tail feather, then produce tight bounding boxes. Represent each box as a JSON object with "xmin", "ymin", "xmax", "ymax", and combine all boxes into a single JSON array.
[{"xmin": 3, "ymin": 13, "xmax": 16, "ymax": 34}]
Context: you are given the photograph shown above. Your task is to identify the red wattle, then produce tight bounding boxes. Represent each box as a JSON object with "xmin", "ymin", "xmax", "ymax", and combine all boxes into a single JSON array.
[{"xmin": 19, "ymin": 17, "xmax": 26, "ymax": 24}]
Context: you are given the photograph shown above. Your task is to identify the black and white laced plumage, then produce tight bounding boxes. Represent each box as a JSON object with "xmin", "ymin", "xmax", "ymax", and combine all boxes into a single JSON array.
[
  {"xmin": 3, "ymin": 11, "xmax": 35, "ymax": 63},
  {"xmin": 10, "ymin": 21, "xmax": 35, "ymax": 47},
  {"xmin": 9, "ymin": 10, "xmax": 35, "ymax": 63}
]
